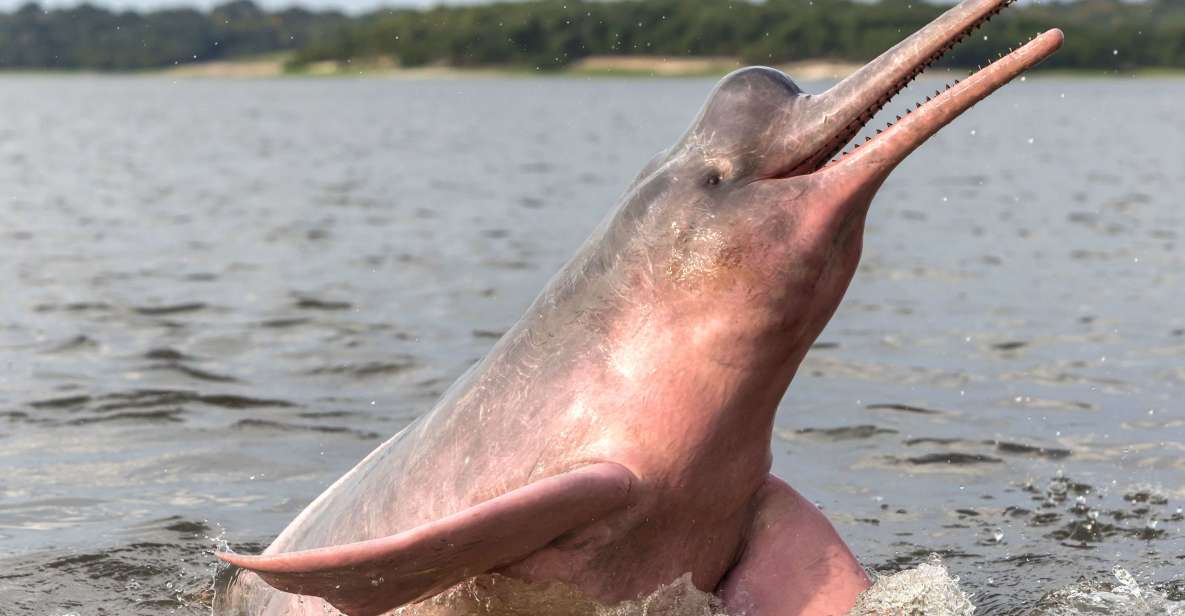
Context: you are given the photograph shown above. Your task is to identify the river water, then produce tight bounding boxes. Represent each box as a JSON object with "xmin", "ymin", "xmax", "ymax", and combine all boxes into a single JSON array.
[{"xmin": 0, "ymin": 74, "xmax": 1181, "ymax": 615}]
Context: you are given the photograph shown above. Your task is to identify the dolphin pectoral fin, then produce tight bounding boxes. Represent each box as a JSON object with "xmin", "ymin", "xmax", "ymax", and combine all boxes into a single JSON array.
[
  {"xmin": 718, "ymin": 476, "xmax": 869, "ymax": 616},
  {"xmin": 218, "ymin": 462, "xmax": 635, "ymax": 616}
]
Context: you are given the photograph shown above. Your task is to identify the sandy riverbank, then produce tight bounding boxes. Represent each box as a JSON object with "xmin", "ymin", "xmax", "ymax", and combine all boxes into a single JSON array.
[
  {"xmin": 141, "ymin": 54, "xmax": 1182, "ymax": 80},
  {"xmin": 157, "ymin": 53, "xmax": 868, "ymax": 80},
  {"xmin": 569, "ymin": 55, "xmax": 865, "ymax": 80}
]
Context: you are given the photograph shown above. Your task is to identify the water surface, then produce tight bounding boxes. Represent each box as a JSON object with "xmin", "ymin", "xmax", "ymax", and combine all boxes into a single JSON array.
[{"xmin": 0, "ymin": 74, "xmax": 1181, "ymax": 614}]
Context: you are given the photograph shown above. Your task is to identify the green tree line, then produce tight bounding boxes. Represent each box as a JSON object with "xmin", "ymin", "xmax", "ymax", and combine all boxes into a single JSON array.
[
  {"xmin": 1, "ymin": 0, "xmax": 1184, "ymax": 71},
  {"xmin": 0, "ymin": 0, "xmax": 347, "ymax": 69}
]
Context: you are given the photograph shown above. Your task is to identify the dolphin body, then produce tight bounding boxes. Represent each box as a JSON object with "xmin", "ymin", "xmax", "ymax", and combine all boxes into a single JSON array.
[{"xmin": 217, "ymin": 1, "xmax": 1062, "ymax": 614}]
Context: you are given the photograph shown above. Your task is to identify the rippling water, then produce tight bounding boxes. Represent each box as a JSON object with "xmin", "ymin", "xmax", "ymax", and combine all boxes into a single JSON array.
[{"xmin": 0, "ymin": 74, "xmax": 1181, "ymax": 615}]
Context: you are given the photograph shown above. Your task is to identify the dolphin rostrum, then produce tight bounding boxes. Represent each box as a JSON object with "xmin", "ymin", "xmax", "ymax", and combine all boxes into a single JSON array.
[{"xmin": 217, "ymin": 1, "xmax": 1062, "ymax": 614}]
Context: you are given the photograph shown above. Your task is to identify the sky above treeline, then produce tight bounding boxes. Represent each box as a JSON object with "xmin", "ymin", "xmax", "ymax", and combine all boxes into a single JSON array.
[{"xmin": 0, "ymin": 0, "xmax": 1057, "ymax": 16}]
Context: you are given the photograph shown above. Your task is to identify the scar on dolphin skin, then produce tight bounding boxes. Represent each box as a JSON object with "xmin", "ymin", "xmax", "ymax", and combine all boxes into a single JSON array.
[{"xmin": 215, "ymin": 2, "xmax": 1062, "ymax": 616}]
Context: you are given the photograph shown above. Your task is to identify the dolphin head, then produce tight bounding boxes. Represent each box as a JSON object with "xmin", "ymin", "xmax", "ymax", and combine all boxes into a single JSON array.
[{"xmin": 596, "ymin": 0, "xmax": 1061, "ymax": 371}]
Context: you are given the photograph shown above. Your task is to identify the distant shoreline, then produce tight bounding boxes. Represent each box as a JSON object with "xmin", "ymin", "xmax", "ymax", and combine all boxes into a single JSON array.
[
  {"xmin": 4, "ymin": 0, "xmax": 1183, "ymax": 78},
  {"xmin": 2, "ymin": 54, "xmax": 1182, "ymax": 80},
  {"xmin": 154, "ymin": 54, "xmax": 868, "ymax": 80},
  {"xmin": 158, "ymin": 55, "xmax": 1185, "ymax": 80}
]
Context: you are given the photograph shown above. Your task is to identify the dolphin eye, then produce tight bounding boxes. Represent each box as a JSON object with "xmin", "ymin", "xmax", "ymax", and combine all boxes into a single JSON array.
[{"xmin": 704, "ymin": 172, "xmax": 723, "ymax": 187}]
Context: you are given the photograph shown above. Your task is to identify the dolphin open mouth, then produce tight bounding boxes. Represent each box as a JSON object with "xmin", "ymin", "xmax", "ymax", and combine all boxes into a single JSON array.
[{"xmin": 791, "ymin": 0, "xmax": 1062, "ymax": 178}]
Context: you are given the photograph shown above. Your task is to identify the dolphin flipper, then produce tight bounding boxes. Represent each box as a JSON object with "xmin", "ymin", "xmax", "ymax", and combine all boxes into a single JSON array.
[
  {"xmin": 218, "ymin": 462, "xmax": 635, "ymax": 616},
  {"xmin": 718, "ymin": 476, "xmax": 869, "ymax": 616}
]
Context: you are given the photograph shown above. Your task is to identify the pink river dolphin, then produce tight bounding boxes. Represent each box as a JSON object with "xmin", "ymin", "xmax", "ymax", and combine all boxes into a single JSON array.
[{"xmin": 217, "ymin": 1, "xmax": 1062, "ymax": 614}]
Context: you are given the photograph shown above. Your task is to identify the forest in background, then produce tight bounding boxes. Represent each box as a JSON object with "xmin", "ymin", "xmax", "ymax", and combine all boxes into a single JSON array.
[{"xmin": 1, "ymin": 0, "xmax": 1184, "ymax": 72}]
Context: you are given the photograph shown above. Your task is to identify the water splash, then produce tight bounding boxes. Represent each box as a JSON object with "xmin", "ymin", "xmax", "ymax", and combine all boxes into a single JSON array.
[
  {"xmin": 849, "ymin": 555, "xmax": 975, "ymax": 616},
  {"xmin": 1032, "ymin": 566, "xmax": 1185, "ymax": 616},
  {"xmin": 393, "ymin": 573, "xmax": 726, "ymax": 616}
]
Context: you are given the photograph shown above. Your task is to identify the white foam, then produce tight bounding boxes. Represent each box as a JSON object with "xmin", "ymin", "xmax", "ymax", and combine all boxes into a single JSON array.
[
  {"xmin": 1032, "ymin": 566, "xmax": 1185, "ymax": 616},
  {"xmin": 848, "ymin": 555, "xmax": 975, "ymax": 616},
  {"xmin": 393, "ymin": 573, "xmax": 726, "ymax": 616}
]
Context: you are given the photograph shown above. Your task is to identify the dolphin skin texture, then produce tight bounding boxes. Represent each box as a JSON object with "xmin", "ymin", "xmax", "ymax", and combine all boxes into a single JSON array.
[{"xmin": 217, "ymin": 1, "xmax": 1062, "ymax": 614}]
